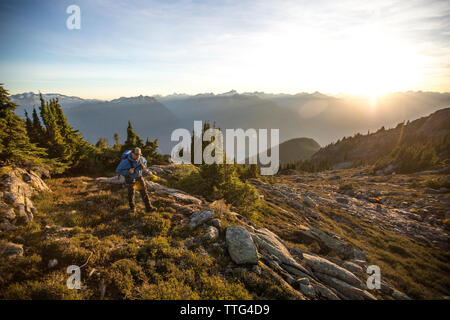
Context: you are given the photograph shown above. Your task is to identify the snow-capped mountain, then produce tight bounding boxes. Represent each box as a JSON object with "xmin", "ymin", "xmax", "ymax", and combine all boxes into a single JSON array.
[{"xmin": 10, "ymin": 92, "xmax": 103, "ymax": 114}]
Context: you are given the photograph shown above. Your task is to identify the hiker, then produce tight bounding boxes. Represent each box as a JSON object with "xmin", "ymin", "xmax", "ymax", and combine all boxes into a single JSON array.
[{"xmin": 116, "ymin": 147, "xmax": 156, "ymax": 213}]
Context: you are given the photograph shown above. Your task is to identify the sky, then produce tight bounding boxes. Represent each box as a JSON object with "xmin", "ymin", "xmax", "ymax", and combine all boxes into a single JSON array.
[{"xmin": 1, "ymin": 0, "xmax": 449, "ymax": 100}]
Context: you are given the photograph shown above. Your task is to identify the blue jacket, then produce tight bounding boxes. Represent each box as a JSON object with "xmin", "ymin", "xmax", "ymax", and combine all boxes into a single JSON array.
[{"xmin": 116, "ymin": 150, "xmax": 148, "ymax": 180}]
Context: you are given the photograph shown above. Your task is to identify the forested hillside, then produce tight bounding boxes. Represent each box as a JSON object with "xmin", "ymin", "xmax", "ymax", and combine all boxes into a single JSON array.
[{"xmin": 287, "ymin": 108, "xmax": 450, "ymax": 174}]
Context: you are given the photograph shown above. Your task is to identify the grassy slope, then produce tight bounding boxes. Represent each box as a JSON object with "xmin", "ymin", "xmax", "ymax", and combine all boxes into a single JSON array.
[
  {"xmin": 1, "ymin": 170, "xmax": 448, "ymax": 299},
  {"xmin": 0, "ymin": 175, "xmax": 303, "ymax": 300},
  {"xmin": 0, "ymin": 177, "xmax": 249, "ymax": 299}
]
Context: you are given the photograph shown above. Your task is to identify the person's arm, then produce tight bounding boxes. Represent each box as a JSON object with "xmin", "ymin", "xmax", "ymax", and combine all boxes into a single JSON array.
[
  {"xmin": 141, "ymin": 157, "xmax": 148, "ymax": 168},
  {"xmin": 139, "ymin": 157, "xmax": 155, "ymax": 177},
  {"xmin": 116, "ymin": 158, "xmax": 131, "ymax": 176}
]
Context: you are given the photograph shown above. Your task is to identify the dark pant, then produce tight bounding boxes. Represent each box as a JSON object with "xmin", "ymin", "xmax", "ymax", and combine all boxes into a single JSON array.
[{"xmin": 126, "ymin": 176, "xmax": 152, "ymax": 210}]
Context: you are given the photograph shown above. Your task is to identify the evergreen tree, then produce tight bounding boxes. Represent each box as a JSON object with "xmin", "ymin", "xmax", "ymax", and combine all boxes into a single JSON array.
[
  {"xmin": 122, "ymin": 121, "xmax": 143, "ymax": 151},
  {"xmin": 30, "ymin": 107, "xmax": 45, "ymax": 145},
  {"xmin": 0, "ymin": 85, "xmax": 48, "ymax": 167},
  {"xmin": 142, "ymin": 137, "xmax": 159, "ymax": 162},
  {"xmin": 37, "ymin": 94, "xmax": 96, "ymax": 173},
  {"xmin": 24, "ymin": 110, "xmax": 33, "ymax": 137},
  {"xmin": 39, "ymin": 97, "xmax": 70, "ymax": 161}
]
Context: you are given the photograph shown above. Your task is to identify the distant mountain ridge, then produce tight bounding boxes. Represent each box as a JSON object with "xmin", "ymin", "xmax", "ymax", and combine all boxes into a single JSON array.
[
  {"xmin": 10, "ymin": 92, "xmax": 102, "ymax": 111},
  {"xmin": 10, "ymin": 90, "xmax": 450, "ymax": 156}
]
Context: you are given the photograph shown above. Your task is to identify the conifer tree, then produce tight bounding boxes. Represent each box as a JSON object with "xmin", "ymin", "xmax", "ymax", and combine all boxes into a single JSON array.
[
  {"xmin": 142, "ymin": 137, "xmax": 158, "ymax": 161},
  {"xmin": 39, "ymin": 97, "xmax": 69, "ymax": 161},
  {"xmin": 0, "ymin": 85, "xmax": 48, "ymax": 166},
  {"xmin": 37, "ymin": 94, "xmax": 95, "ymax": 172},
  {"xmin": 122, "ymin": 121, "xmax": 143, "ymax": 151},
  {"xmin": 24, "ymin": 110, "xmax": 33, "ymax": 137},
  {"xmin": 31, "ymin": 107, "xmax": 45, "ymax": 146}
]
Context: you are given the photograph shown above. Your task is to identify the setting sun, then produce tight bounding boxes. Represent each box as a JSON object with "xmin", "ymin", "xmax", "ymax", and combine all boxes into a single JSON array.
[{"xmin": 332, "ymin": 25, "xmax": 424, "ymax": 97}]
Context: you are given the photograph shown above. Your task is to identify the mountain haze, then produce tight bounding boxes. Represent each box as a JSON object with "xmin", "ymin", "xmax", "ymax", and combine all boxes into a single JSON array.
[
  {"xmin": 65, "ymin": 96, "xmax": 181, "ymax": 154},
  {"xmin": 11, "ymin": 91, "xmax": 450, "ymax": 156}
]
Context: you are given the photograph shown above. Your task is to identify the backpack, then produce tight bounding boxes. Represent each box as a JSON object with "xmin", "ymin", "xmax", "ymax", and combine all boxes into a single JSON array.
[
  {"xmin": 119, "ymin": 150, "xmax": 135, "ymax": 185},
  {"xmin": 122, "ymin": 150, "xmax": 134, "ymax": 168}
]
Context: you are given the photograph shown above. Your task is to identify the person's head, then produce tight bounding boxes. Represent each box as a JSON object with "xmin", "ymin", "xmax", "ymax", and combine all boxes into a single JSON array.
[{"xmin": 131, "ymin": 147, "xmax": 142, "ymax": 160}]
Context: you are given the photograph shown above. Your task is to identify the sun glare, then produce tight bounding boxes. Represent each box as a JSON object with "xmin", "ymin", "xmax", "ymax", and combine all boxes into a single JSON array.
[
  {"xmin": 343, "ymin": 25, "xmax": 422, "ymax": 101},
  {"xmin": 233, "ymin": 22, "xmax": 423, "ymax": 100}
]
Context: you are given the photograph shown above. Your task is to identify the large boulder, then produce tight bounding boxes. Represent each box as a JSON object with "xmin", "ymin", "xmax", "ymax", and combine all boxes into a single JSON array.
[
  {"xmin": 189, "ymin": 210, "xmax": 214, "ymax": 229},
  {"xmin": 226, "ymin": 226, "xmax": 259, "ymax": 265},
  {"xmin": 302, "ymin": 253, "xmax": 363, "ymax": 288}
]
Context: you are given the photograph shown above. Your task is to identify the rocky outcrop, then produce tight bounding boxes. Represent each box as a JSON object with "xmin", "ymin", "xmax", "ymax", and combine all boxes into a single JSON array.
[
  {"xmin": 0, "ymin": 166, "xmax": 50, "ymax": 227},
  {"xmin": 223, "ymin": 223, "xmax": 380, "ymax": 300},
  {"xmin": 226, "ymin": 226, "xmax": 259, "ymax": 265},
  {"xmin": 251, "ymin": 174, "xmax": 449, "ymax": 250}
]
